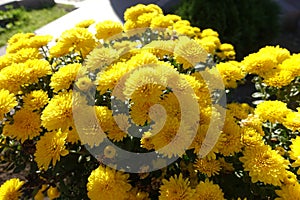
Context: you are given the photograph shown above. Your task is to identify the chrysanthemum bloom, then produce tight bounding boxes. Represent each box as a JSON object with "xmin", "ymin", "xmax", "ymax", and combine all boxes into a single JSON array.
[
  {"xmin": 262, "ymin": 68, "xmax": 295, "ymax": 88},
  {"xmin": 275, "ymin": 182, "xmax": 300, "ymax": 200},
  {"xmin": 123, "ymin": 4, "xmax": 163, "ymax": 30},
  {"xmin": 242, "ymin": 51, "xmax": 278, "ymax": 76},
  {"xmin": 289, "ymin": 136, "xmax": 300, "ymax": 174},
  {"xmin": 150, "ymin": 14, "xmax": 181, "ymax": 29},
  {"xmin": 22, "ymin": 90, "xmax": 49, "ymax": 111},
  {"xmin": 240, "ymin": 126, "xmax": 264, "ymax": 148},
  {"xmin": 258, "ymin": 45, "xmax": 290, "ymax": 64},
  {"xmin": 0, "ymin": 178, "xmax": 25, "ymax": 200},
  {"xmin": 192, "ymin": 179, "xmax": 225, "ymax": 200},
  {"xmin": 75, "ymin": 19, "xmax": 95, "ymax": 28},
  {"xmin": 0, "ymin": 59, "xmax": 51, "ymax": 93},
  {"xmin": 240, "ymin": 144, "xmax": 289, "ymax": 186},
  {"xmin": 143, "ymin": 40, "xmax": 177, "ymax": 58},
  {"xmin": 50, "ymin": 63, "xmax": 82, "ymax": 93},
  {"xmin": 216, "ymin": 43, "xmax": 236, "ymax": 60},
  {"xmin": 6, "ymin": 33, "xmax": 52, "ymax": 53},
  {"xmin": 159, "ymin": 174, "xmax": 195, "ymax": 200},
  {"xmin": 0, "ymin": 89, "xmax": 17, "ymax": 119},
  {"xmin": 216, "ymin": 61, "xmax": 245, "ymax": 88},
  {"xmin": 194, "ymin": 157, "xmax": 221, "ymax": 177},
  {"xmin": 41, "ymin": 91, "xmax": 73, "ymax": 131},
  {"xmin": 218, "ymin": 115, "xmax": 243, "ymax": 156},
  {"xmin": 75, "ymin": 76, "xmax": 94, "ymax": 92},
  {"xmin": 95, "ymin": 20, "xmax": 123, "ymax": 40},
  {"xmin": 254, "ymin": 100, "xmax": 290, "ymax": 123},
  {"xmin": 87, "ymin": 166, "xmax": 132, "ymax": 200},
  {"xmin": 0, "ymin": 48, "xmax": 42, "ymax": 70},
  {"xmin": 227, "ymin": 103, "xmax": 253, "ymax": 120},
  {"xmin": 85, "ymin": 46, "xmax": 119, "ymax": 72},
  {"xmin": 196, "ymin": 36, "xmax": 221, "ymax": 54},
  {"xmin": 50, "ymin": 27, "xmax": 97, "ymax": 58},
  {"xmin": 3, "ymin": 108, "xmax": 41, "ymax": 142},
  {"xmin": 174, "ymin": 36, "xmax": 207, "ymax": 69},
  {"xmin": 280, "ymin": 53, "xmax": 300, "ymax": 77},
  {"xmin": 34, "ymin": 129, "xmax": 69, "ymax": 170},
  {"xmin": 282, "ymin": 109, "xmax": 300, "ymax": 132}
]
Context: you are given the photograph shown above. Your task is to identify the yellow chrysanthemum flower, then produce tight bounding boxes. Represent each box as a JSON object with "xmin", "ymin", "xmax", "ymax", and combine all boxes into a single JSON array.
[
  {"xmin": 0, "ymin": 59, "xmax": 51, "ymax": 93},
  {"xmin": 85, "ymin": 46, "xmax": 119, "ymax": 72},
  {"xmin": 275, "ymin": 182, "xmax": 300, "ymax": 200},
  {"xmin": 227, "ymin": 103, "xmax": 253, "ymax": 120},
  {"xmin": 289, "ymin": 136, "xmax": 300, "ymax": 172},
  {"xmin": 150, "ymin": 14, "xmax": 181, "ymax": 29},
  {"xmin": 34, "ymin": 129, "xmax": 69, "ymax": 170},
  {"xmin": 143, "ymin": 40, "xmax": 177, "ymax": 58},
  {"xmin": 201, "ymin": 28, "xmax": 219, "ymax": 37},
  {"xmin": 0, "ymin": 48, "xmax": 42, "ymax": 70},
  {"xmin": 282, "ymin": 109, "xmax": 300, "ymax": 132},
  {"xmin": 192, "ymin": 179, "xmax": 225, "ymax": 200},
  {"xmin": 3, "ymin": 108, "xmax": 41, "ymax": 142},
  {"xmin": 159, "ymin": 174, "xmax": 194, "ymax": 200},
  {"xmin": 95, "ymin": 20, "xmax": 123, "ymax": 40},
  {"xmin": 240, "ymin": 144, "xmax": 289, "ymax": 186},
  {"xmin": 0, "ymin": 89, "xmax": 17, "ymax": 119},
  {"xmin": 217, "ymin": 43, "xmax": 236, "ymax": 60},
  {"xmin": 194, "ymin": 157, "xmax": 221, "ymax": 177},
  {"xmin": 254, "ymin": 100, "xmax": 290, "ymax": 123},
  {"xmin": 280, "ymin": 53, "xmax": 300, "ymax": 77},
  {"xmin": 50, "ymin": 27, "xmax": 97, "ymax": 58},
  {"xmin": 196, "ymin": 36, "xmax": 220, "ymax": 54},
  {"xmin": 0, "ymin": 178, "xmax": 25, "ymax": 200},
  {"xmin": 240, "ymin": 126, "xmax": 264, "ymax": 147},
  {"xmin": 87, "ymin": 166, "xmax": 132, "ymax": 200},
  {"xmin": 50, "ymin": 63, "xmax": 82, "ymax": 93},
  {"xmin": 75, "ymin": 19, "xmax": 95, "ymax": 28},
  {"xmin": 216, "ymin": 61, "xmax": 245, "ymax": 88},
  {"xmin": 258, "ymin": 45, "xmax": 290, "ymax": 64},
  {"xmin": 41, "ymin": 91, "xmax": 73, "ymax": 131},
  {"xmin": 22, "ymin": 90, "xmax": 49, "ymax": 111},
  {"xmin": 174, "ymin": 36, "xmax": 207, "ymax": 69},
  {"xmin": 262, "ymin": 68, "xmax": 295, "ymax": 88},
  {"xmin": 218, "ymin": 115, "xmax": 243, "ymax": 156}
]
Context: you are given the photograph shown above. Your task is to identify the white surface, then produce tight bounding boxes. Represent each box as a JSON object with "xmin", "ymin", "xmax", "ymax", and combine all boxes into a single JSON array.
[{"xmin": 34, "ymin": 0, "xmax": 122, "ymax": 38}]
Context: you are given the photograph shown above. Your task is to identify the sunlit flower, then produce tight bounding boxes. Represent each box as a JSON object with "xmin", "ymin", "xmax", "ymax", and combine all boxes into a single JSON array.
[
  {"xmin": 254, "ymin": 100, "xmax": 289, "ymax": 123},
  {"xmin": 289, "ymin": 136, "xmax": 300, "ymax": 173},
  {"xmin": 192, "ymin": 179, "xmax": 225, "ymax": 200},
  {"xmin": 34, "ymin": 129, "xmax": 69, "ymax": 170},
  {"xmin": 240, "ymin": 144, "xmax": 289, "ymax": 186},
  {"xmin": 3, "ymin": 108, "xmax": 41, "ymax": 142},
  {"xmin": 216, "ymin": 61, "xmax": 245, "ymax": 88},
  {"xmin": 174, "ymin": 36, "xmax": 207, "ymax": 69},
  {"xmin": 0, "ymin": 89, "xmax": 17, "ymax": 119},
  {"xmin": 159, "ymin": 174, "xmax": 194, "ymax": 200},
  {"xmin": 275, "ymin": 182, "xmax": 300, "ymax": 200},
  {"xmin": 75, "ymin": 19, "xmax": 95, "ymax": 28},
  {"xmin": 87, "ymin": 165, "xmax": 132, "ymax": 200},
  {"xmin": 282, "ymin": 109, "xmax": 300, "ymax": 132},
  {"xmin": 0, "ymin": 178, "xmax": 25, "ymax": 200},
  {"xmin": 95, "ymin": 20, "xmax": 123, "ymax": 40},
  {"xmin": 22, "ymin": 90, "xmax": 49, "ymax": 111},
  {"xmin": 47, "ymin": 186, "xmax": 60, "ymax": 200},
  {"xmin": 194, "ymin": 157, "xmax": 221, "ymax": 177}
]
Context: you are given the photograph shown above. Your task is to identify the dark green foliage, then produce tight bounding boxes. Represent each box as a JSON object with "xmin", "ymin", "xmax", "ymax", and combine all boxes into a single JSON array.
[{"xmin": 172, "ymin": 0, "xmax": 280, "ymax": 60}]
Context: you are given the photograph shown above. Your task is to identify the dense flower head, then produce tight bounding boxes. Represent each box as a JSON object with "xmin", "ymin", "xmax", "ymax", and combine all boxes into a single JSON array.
[
  {"xmin": 95, "ymin": 20, "xmax": 123, "ymax": 40},
  {"xmin": 159, "ymin": 174, "xmax": 194, "ymax": 200},
  {"xmin": 280, "ymin": 53, "xmax": 300, "ymax": 77},
  {"xmin": 282, "ymin": 109, "xmax": 300, "ymax": 132},
  {"xmin": 275, "ymin": 183, "xmax": 300, "ymax": 200},
  {"xmin": 22, "ymin": 90, "xmax": 49, "ymax": 111},
  {"xmin": 216, "ymin": 61, "xmax": 245, "ymax": 88},
  {"xmin": 174, "ymin": 36, "xmax": 207, "ymax": 69},
  {"xmin": 50, "ymin": 27, "xmax": 97, "ymax": 58},
  {"xmin": 0, "ymin": 178, "xmax": 25, "ymax": 200},
  {"xmin": 34, "ymin": 129, "xmax": 69, "ymax": 170},
  {"xmin": 289, "ymin": 136, "xmax": 300, "ymax": 171},
  {"xmin": 3, "ymin": 108, "xmax": 41, "ymax": 142},
  {"xmin": 254, "ymin": 100, "xmax": 290, "ymax": 123},
  {"xmin": 192, "ymin": 179, "xmax": 225, "ymax": 200},
  {"xmin": 87, "ymin": 165, "xmax": 132, "ymax": 200},
  {"xmin": 50, "ymin": 63, "xmax": 82, "ymax": 93},
  {"xmin": 194, "ymin": 157, "xmax": 221, "ymax": 177},
  {"xmin": 75, "ymin": 19, "xmax": 95, "ymax": 28},
  {"xmin": 240, "ymin": 144, "xmax": 289, "ymax": 186},
  {"xmin": 0, "ymin": 89, "xmax": 17, "ymax": 119}
]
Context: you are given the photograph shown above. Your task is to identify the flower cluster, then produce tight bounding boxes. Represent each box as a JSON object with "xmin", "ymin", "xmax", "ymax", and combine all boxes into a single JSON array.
[{"xmin": 0, "ymin": 3, "xmax": 299, "ymax": 200}]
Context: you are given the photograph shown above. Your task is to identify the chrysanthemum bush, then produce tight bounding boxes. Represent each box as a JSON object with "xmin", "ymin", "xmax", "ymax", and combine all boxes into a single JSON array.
[{"xmin": 0, "ymin": 3, "xmax": 299, "ymax": 200}]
